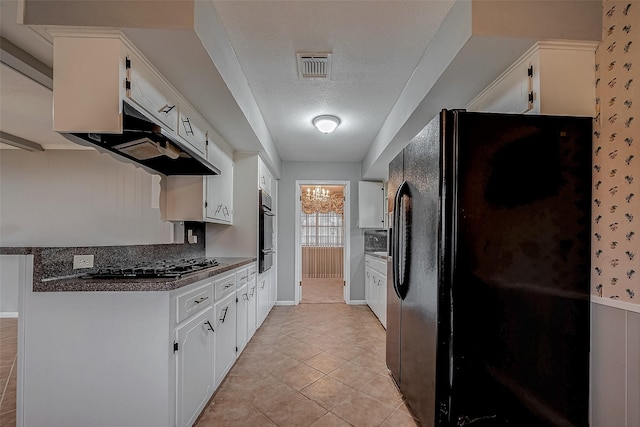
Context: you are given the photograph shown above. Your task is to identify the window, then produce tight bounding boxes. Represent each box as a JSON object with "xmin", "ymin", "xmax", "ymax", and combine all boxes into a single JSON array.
[{"xmin": 301, "ymin": 211, "xmax": 344, "ymax": 247}]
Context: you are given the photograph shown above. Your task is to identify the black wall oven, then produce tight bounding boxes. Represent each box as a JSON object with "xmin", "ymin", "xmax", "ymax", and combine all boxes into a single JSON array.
[{"xmin": 259, "ymin": 189, "xmax": 274, "ymax": 273}]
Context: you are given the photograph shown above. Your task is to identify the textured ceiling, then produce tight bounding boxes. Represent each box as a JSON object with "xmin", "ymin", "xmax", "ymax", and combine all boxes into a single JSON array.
[{"xmin": 213, "ymin": 0, "xmax": 456, "ymax": 162}]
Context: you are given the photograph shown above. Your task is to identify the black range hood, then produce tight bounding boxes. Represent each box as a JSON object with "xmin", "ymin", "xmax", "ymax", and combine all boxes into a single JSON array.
[{"xmin": 66, "ymin": 102, "xmax": 220, "ymax": 176}]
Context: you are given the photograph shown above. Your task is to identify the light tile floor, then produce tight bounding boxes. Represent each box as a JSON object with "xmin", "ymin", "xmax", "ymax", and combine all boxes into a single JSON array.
[
  {"xmin": 195, "ymin": 304, "xmax": 418, "ymax": 427},
  {"xmin": 301, "ymin": 278, "xmax": 344, "ymax": 304},
  {"xmin": 0, "ymin": 318, "xmax": 17, "ymax": 427}
]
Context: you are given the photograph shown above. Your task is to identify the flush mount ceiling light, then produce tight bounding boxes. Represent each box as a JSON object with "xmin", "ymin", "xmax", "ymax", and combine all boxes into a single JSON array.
[{"xmin": 312, "ymin": 115, "xmax": 340, "ymax": 134}]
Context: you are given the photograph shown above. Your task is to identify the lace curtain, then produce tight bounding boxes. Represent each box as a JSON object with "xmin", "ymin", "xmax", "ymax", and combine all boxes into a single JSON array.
[{"xmin": 301, "ymin": 193, "xmax": 344, "ymax": 215}]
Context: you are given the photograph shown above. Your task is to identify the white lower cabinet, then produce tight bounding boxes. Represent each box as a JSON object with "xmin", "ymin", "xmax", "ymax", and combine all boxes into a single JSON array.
[
  {"xmin": 257, "ymin": 271, "xmax": 270, "ymax": 328},
  {"xmin": 365, "ymin": 255, "xmax": 387, "ymax": 328},
  {"xmin": 236, "ymin": 284, "xmax": 249, "ymax": 355},
  {"xmin": 247, "ymin": 266, "xmax": 257, "ymax": 340},
  {"xmin": 175, "ymin": 307, "xmax": 215, "ymax": 427},
  {"xmin": 214, "ymin": 291, "xmax": 237, "ymax": 388}
]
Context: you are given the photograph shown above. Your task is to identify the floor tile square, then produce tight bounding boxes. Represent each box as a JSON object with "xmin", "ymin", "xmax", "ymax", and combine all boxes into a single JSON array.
[{"xmin": 263, "ymin": 392, "xmax": 327, "ymax": 427}]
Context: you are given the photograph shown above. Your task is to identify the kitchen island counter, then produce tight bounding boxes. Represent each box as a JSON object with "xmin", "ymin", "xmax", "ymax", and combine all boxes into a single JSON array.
[{"xmin": 35, "ymin": 257, "xmax": 256, "ymax": 292}]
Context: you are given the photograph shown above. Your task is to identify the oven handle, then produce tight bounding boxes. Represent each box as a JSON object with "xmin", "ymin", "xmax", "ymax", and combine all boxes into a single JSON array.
[
  {"xmin": 263, "ymin": 211, "xmax": 275, "ymax": 217},
  {"xmin": 261, "ymin": 249, "xmax": 274, "ymax": 254}
]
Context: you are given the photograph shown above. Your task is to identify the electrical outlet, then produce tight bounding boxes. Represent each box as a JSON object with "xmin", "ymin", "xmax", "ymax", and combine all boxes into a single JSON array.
[{"xmin": 73, "ymin": 255, "xmax": 94, "ymax": 269}]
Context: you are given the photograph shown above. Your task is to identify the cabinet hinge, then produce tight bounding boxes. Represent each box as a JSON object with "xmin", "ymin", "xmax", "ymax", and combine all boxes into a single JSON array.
[
  {"xmin": 125, "ymin": 79, "xmax": 131, "ymax": 91},
  {"xmin": 125, "ymin": 57, "xmax": 131, "ymax": 69},
  {"xmin": 527, "ymin": 65, "xmax": 533, "ymax": 77},
  {"xmin": 236, "ymin": 346, "xmax": 238, "ymax": 352},
  {"xmin": 528, "ymin": 92, "xmax": 534, "ymax": 103},
  {"xmin": 236, "ymin": 297, "xmax": 239, "ymax": 303},
  {"xmin": 343, "ymin": 281, "xmax": 346, "ymax": 287},
  {"xmin": 205, "ymin": 201, "xmax": 208, "ymax": 208},
  {"xmin": 173, "ymin": 342, "xmax": 179, "ymax": 352}
]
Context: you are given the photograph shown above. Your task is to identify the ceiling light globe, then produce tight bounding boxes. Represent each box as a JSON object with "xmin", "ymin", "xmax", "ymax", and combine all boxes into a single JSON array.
[{"xmin": 313, "ymin": 115, "xmax": 340, "ymax": 134}]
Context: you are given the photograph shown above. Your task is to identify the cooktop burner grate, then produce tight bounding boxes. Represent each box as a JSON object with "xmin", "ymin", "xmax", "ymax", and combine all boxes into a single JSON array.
[{"xmin": 82, "ymin": 258, "xmax": 220, "ymax": 279}]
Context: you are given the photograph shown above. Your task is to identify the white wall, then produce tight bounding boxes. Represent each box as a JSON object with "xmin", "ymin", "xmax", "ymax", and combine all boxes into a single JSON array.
[
  {"xmin": 277, "ymin": 161, "xmax": 364, "ymax": 303},
  {"xmin": 0, "ymin": 149, "xmax": 174, "ymax": 247}
]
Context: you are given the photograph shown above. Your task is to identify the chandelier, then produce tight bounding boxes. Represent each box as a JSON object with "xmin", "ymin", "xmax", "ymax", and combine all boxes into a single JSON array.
[
  {"xmin": 306, "ymin": 185, "xmax": 330, "ymax": 203},
  {"xmin": 302, "ymin": 185, "xmax": 344, "ymax": 214}
]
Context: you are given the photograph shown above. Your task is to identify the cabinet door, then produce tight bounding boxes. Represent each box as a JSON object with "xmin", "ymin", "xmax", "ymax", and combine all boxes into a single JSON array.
[
  {"xmin": 465, "ymin": 48, "xmax": 538, "ymax": 114},
  {"xmin": 236, "ymin": 285, "xmax": 248, "ymax": 355},
  {"xmin": 247, "ymin": 268, "xmax": 257, "ymax": 339},
  {"xmin": 257, "ymin": 274, "xmax": 270, "ymax": 328},
  {"xmin": 175, "ymin": 307, "xmax": 214, "ymax": 427},
  {"xmin": 377, "ymin": 272, "xmax": 387, "ymax": 329},
  {"xmin": 258, "ymin": 159, "xmax": 272, "ymax": 196},
  {"xmin": 214, "ymin": 292, "xmax": 237, "ymax": 388},
  {"xmin": 205, "ymin": 143, "xmax": 233, "ymax": 224},
  {"xmin": 125, "ymin": 51, "xmax": 179, "ymax": 131},
  {"xmin": 358, "ymin": 181, "xmax": 385, "ymax": 228},
  {"xmin": 177, "ymin": 102, "xmax": 208, "ymax": 157},
  {"xmin": 365, "ymin": 266, "xmax": 372, "ymax": 308}
]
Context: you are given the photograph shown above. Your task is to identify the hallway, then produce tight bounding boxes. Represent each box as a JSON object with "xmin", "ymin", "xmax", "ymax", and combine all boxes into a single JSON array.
[
  {"xmin": 195, "ymin": 304, "xmax": 418, "ymax": 426},
  {"xmin": 301, "ymin": 278, "xmax": 344, "ymax": 304}
]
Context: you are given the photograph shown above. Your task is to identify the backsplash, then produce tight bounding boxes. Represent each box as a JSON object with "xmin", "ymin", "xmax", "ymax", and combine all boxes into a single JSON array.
[
  {"xmin": 364, "ymin": 229, "xmax": 388, "ymax": 253},
  {"xmin": 28, "ymin": 222, "xmax": 206, "ymax": 282},
  {"xmin": 592, "ymin": 1, "xmax": 639, "ymax": 303}
]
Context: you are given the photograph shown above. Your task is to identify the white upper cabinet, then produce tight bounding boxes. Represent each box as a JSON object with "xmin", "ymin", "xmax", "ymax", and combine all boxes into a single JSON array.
[
  {"xmin": 206, "ymin": 142, "xmax": 234, "ymax": 224},
  {"xmin": 125, "ymin": 51, "xmax": 178, "ymax": 132},
  {"xmin": 466, "ymin": 41, "xmax": 598, "ymax": 117},
  {"xmin": 358, "ymin": 181, "xmax": 385, "ymax": 229},
  {"xmin": 258, "ymin": 158, "xmax": 273, "ymax": 196},
  {"xmin": 52, "ymin": 31, "xmax": 220, "ymax": 165},
  {"xmin": 176, "ymin": 102, "xmax": 208, "ymax": 158}
]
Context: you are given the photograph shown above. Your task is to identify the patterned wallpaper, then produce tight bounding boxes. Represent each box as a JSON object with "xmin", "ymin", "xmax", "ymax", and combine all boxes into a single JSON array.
[{"xmin": 592, "ymin": 1, "xmax": 639, "ymax": 303}]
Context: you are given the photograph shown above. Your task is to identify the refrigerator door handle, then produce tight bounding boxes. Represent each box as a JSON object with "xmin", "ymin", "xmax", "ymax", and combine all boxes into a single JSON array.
[{"xmin": 392, "ymin": 180, "xmax": 411, "ymax": 299}]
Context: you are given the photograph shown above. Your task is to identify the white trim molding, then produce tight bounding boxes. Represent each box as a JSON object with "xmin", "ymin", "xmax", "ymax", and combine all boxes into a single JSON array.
[
  {"xmin": 0, "ymin": 312, "xmax": 19, "ymax": 318},
  {"xmin": 592, "ymin": 296, "xmax": 640, "ymax": 314},
  {"xmin": 274, "ymin": 301, "xmax": 295, "ymax": 306}
]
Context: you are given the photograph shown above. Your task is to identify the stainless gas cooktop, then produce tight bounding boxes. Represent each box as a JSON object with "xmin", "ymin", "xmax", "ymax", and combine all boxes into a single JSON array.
[{"xmin": 81, "ymin": 258, "xmax": 220, "ymax": 279}]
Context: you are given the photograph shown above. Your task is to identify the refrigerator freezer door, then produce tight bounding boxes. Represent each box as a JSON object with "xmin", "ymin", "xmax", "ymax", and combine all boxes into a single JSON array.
[{"xmin": 396, "ymin": 113, "xmax": 445, "ymax": 427}]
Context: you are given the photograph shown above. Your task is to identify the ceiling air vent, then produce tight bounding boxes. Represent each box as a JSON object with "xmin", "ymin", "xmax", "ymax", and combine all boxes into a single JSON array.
[{"xmin": 297, "ymin": 53, "xmax": 332, "ymax": 80}]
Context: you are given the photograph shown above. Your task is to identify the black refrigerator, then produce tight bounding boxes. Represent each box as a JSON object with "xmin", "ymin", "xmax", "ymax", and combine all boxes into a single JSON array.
[{"xmin": 386, "ymin": 110, "xmax": 591, "ymax": 427}]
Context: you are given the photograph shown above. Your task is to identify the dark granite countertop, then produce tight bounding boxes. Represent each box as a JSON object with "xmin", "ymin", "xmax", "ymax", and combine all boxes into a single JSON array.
[
  {"xmin": 35, "ymin": 257, "xmax": 257, "ymax": 292},
  {"xmin": 365, "ymin": 251, "xmax": 388, "ymax": 260}
]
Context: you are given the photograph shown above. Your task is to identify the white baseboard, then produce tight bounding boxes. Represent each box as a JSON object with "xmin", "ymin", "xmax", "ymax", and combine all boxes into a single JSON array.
[
  {"xmin": 275, "ymin": 301, "xmax": 295, "ymax": 306},
  {"xmin": 0, "ymin": 312, "xmax": 18, "ymax": 318},
  {"xmin": 592, "ymin": 296, "xmax": 640, "ymax": 314},
  {"xmin": 347, "ymin": 300, "xmax": 366, "ymax": 305}
]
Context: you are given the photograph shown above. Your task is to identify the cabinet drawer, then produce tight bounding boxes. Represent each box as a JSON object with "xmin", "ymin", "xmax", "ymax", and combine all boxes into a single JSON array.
[
  {"xmin": 247, "ymin": 264, "xmax": 257, "ymax": 279},
  {"xmin": 236, "ymin": 268, "xmax": 249, "ymax": 288},
  {"xmin": 214, "ymin": 273, "xmax": 236, "ymax": 301},
  {"xmin": 176, "ymin": 283, "xmax": 214, "ymax": 324}
]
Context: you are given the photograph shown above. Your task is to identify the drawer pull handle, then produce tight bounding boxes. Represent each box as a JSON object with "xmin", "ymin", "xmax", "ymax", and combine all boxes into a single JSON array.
[
  {"xmin": 250, "ymin": 287, "xmax": 255, "ymax": 296},
  {"xmin": 224, "ymin": 283, "xmax": 233, "ymax": 289},
  {"xmin": 204, "ymin": 320, "xmax": 214, "ymax": 332},
  {"xmin": 241, "ymin": 276, "xmax": 248, "ymax": 280},
  {"xmin": 158, "ymin": 104, "xmax": 175, "ymax": 114},
  {"xmin": 220, "ymin": 307, "xmax": 228, "ymax": 323},
  {"xmin": 194, "ymin": 296, "xmax": 209, "ymax": 304},
  {"xmin": 260, "ymin": 281, "xmax": 265, "ymax": 289},
  {"xmin": 242, "ymin": 293, "xmax": 249, "ymax": 301}
]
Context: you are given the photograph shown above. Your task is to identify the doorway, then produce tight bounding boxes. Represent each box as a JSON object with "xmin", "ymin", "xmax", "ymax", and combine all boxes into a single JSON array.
[{"xmin": 295, "ymin": 181, "xmax": 350, "ymax": 304}]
